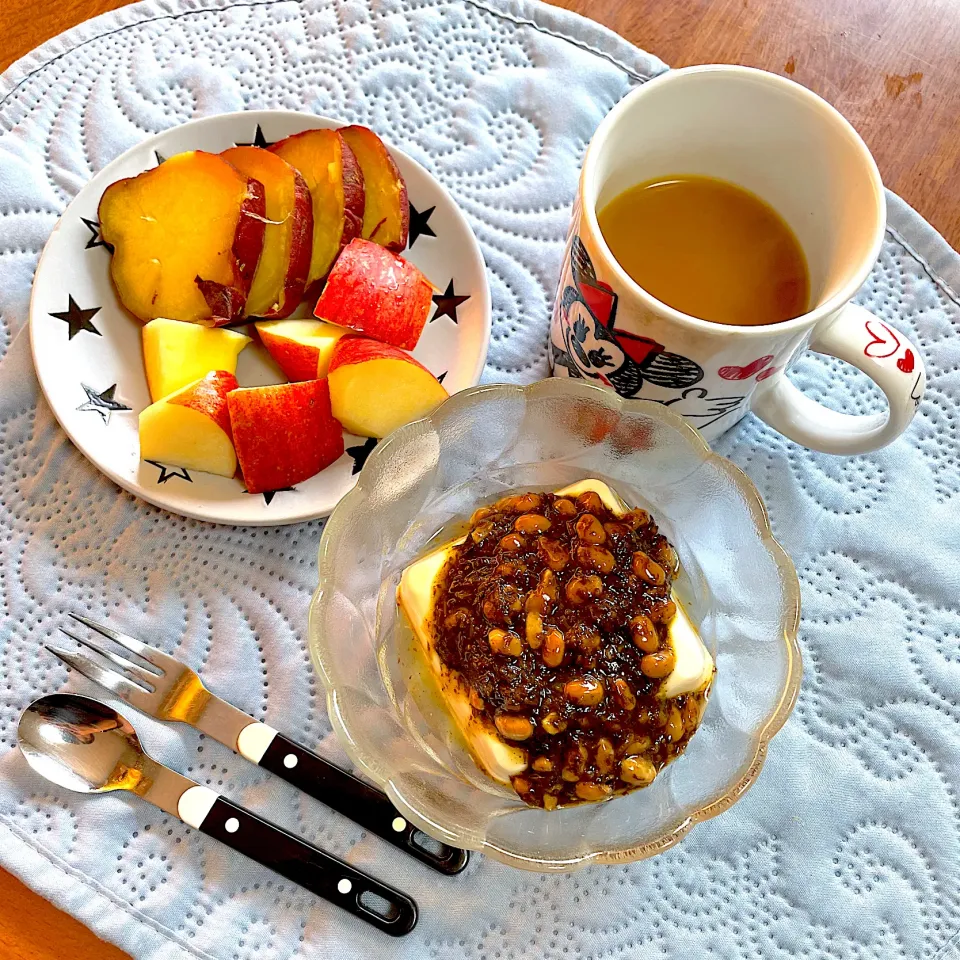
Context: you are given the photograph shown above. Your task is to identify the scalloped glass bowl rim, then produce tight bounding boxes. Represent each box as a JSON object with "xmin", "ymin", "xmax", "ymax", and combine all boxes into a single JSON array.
[{"xmin": 309, "ymin": 379, "xmax": 802, "ymax": 870}]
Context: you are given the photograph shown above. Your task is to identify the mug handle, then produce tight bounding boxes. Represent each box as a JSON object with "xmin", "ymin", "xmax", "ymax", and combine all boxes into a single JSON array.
[{"xmin": 751, "ymin": 303, "xmax": 926, "ymax": 454}]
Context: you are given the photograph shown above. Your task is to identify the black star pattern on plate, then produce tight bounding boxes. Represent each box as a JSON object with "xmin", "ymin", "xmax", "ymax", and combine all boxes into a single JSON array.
[
  {"xmin": 50, "ymin": 295, "xmax": 102, "ymax": 340},
  {"xmin": 256, "ymin": 486, "xmax": 295, "ymax": 505},
  {"xmin": 236, "ymin": 124, "xmax": 273, "ymax": 149},
  {"xmin": 346, "ymin": 436, "xmax": 378, "ymax": 475},
  {"xmin": 407, "ymin": 202, "xmax": 436, "ymax": 247},
  {"xmin": 154, "ymin": 150, "xmax": 167, "ymax": 166},
  {"xmin": 431, "ymin": 280, "xmax": 469, "ymax": 324},
  {"xmin": 145, "ymin": 460, "xmax": 192, "ymax": 484},
  {"xmin": 80, "ymin": 217, "xmax": 113, "ymax": 252},
  {"xmin": 436, "ymin": 371, "xmax": 447, "ymax": 384},
  {"xmin": 77, "ymin": 383, "xmax": 131, "ymax": 424}
]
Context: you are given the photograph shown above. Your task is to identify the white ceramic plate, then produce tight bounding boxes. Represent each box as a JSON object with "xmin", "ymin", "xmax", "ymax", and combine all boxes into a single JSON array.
[{"xmin": 30, "ymin": 111, "xmax": 491, "ymax": 525}]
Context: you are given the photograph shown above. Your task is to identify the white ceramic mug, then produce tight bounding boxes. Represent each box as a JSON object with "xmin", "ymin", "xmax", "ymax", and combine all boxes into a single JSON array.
[{"xmin": 549, "ymin": 65, "xmax": 926, "ymax": 453}]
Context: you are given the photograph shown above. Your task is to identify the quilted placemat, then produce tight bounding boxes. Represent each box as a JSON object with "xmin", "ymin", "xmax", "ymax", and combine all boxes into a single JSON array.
[{"xmin": 1, "ymin": 1, "xmax": 959, "ymax": 958}]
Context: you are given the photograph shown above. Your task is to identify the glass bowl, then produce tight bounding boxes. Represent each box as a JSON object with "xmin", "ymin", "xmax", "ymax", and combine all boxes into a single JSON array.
[{"xmin": 308, "ymin": 379, "xmax": 801, "ymax": 871}]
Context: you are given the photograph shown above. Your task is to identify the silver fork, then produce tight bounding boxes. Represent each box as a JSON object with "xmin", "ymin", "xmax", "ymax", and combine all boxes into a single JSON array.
[{"xmin": 48, "ymin": 614, "xmax": 468, "ymax": 875}]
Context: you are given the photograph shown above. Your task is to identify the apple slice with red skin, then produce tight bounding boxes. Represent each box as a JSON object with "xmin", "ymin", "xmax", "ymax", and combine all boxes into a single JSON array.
[
  {"xmin": 227, "ymin": 379, "xmax": 345, "ymax": 494},
  {"xmin": 139, "ymin": 371, "xmax": 239, "ymax": 477},
  {"xmin": 255, "ymin": 318, "xmax": 349, "ymax": 381},
  {"xmin": 220, "ymin": 146, "xmax": 313, "ymax": 319},
  {"xmin": 328, "ymin": 335, "xmax": 448, "ymax": 438},
  {"xmin": 269, "ymin": 129, "xmax": 364, "ymax": 286},
  {"xmin": 99, "ymin": 151, "xmax": 266, "ymax": 323},
  {"xmin": 339, "ymin": 125, "xmax": 409, "ymax": 252},
  {"xmin": 313, "ymin": 238, "xmax": 433, "ymax": 350}
]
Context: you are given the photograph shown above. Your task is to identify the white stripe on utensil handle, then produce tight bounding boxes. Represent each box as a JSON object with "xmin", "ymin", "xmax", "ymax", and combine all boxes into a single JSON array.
[
  {"xmin": 237, "ymin": 721, "xmax": 278, "ymax": 762},
  {"xmin": 178, "ymin": 785, "xmax": 219, "ymax": 828}
]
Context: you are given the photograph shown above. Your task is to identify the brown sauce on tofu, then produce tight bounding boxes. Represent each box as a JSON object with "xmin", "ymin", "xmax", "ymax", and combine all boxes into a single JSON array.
[{"xmin": 431, "ymin": 489, "xmax": 709, "ymax": 808}]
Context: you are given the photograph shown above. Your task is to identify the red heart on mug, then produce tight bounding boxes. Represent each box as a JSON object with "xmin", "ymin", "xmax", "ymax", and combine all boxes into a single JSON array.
[
  {"xmin": 897, "ymin": 349, "xmax": 915, "ymax": 374},
  {"xmin": 864, "ymin": 320, "xmax": 901, "ymax": 359},
  {"xmin": 718, "ymin": 355, "xmax": 774, "ymax": 380}
]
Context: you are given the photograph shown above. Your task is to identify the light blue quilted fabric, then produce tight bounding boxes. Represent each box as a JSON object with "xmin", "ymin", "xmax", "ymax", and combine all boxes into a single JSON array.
[{"xmin": 1, "ymin": 1, "xmax": 959, "ymax": 957}]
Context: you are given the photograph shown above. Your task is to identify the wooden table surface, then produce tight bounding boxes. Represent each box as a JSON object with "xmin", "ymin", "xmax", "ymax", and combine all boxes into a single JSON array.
[{"xmin": 1, "ymin": 0, "xmax": 958, "ymax": 956}]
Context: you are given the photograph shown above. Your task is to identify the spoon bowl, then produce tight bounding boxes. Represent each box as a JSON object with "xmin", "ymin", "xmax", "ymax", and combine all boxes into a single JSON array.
[{"xmin": 18, "ymin": 693, "xmax": 155, "ymax": 796}]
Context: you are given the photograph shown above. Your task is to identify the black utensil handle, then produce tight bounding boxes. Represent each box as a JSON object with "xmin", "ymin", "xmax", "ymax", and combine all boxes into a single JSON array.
[
  {"xmin": 260, "ymin": 733, "xmax": 469, "ymax": 876},
  {"xmin": 199, "ymin": 796, "xmax": 418, "ymax": 936}
]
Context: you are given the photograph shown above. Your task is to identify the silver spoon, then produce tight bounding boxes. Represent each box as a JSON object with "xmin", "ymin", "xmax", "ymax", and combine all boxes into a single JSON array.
[{"xmin": 18, "ymin": 694, "xmax": 417, "ymax": 936}]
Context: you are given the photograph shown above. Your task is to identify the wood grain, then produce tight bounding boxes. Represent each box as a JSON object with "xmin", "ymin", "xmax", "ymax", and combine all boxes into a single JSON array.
[
  {"xmin": 548, "ymin": 0, "xmax": 960, "ymax": 248},
  {"xmin": 0, "ymin": 0, "xmax": 958, "ymax": 957},
  {"xmin": 0, "ymin": 867, "xmax": 128, "ymax": 959},
  {"xmin": 0, "ymin": 0, "xmax": 132, "ymax": 74}
]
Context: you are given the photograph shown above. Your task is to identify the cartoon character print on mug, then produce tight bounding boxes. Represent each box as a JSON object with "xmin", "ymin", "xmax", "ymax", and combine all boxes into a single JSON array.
[{"xmin": 551, "ymin": 236, "xmax": 748, "ymax": 432}]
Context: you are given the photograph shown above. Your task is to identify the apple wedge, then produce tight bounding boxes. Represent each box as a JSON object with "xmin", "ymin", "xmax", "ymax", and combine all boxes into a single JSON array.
[
  {"xmin": 255, "ymin": 318, "xmax": 348, "ymax": 381},
  {"xmin": 143, "ymin": 317, "xmax": 251, "ymax": 402},
  {"xmin": 269, "ymin": 129, "xmax": 364, "ymax": 286},
  {"xmin": 339, "ymin": 125, "xmax": 409, "ymax": 251},
  {"xmin": 328, "ymin": 335, "xmax": 448, "ymax": 438},
  {"xmin": 313, "ymin": 238, "xmax": 432, "ymax": 350},
  {"xmin": 99, "ymin": 151, "xmax": 266, "ymax": 323},
  {"xmin": 220, "ymin": 146, "xmax": 313, "ymax": 319},
  {"xmin": 227, "ymin": 379, "xmax": 344, "ymax": 494},
  {"xmin": 139, "ymin": 371, "xmax": 238, "ymax": 478}
]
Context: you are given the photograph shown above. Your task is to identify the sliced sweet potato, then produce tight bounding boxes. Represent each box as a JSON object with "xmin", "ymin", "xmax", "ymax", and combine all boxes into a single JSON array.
[
  {"xmin": 339, "ymin": 125, "xmax": 409, "ymax": 252},
  {"xmin": 220, "ymin": 146, "xmax": 313, "ymax": 319},
  {"xmin": 269, "ymin": 129, "xmax": 364, "ymax": 285},
  {"xmin": 98, "ymin": 151, "xmax": 266, "ymax": 323}
]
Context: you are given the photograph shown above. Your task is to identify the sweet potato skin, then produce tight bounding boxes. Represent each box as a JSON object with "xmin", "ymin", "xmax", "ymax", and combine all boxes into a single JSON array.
[
  {"xmin": 220, "ymin": 146, "xmax": 314, "ymax": 319},
  {"xmin": 339, "ymin": 125, "xmax": 409, "ymax": 252},
  {"xmin": 283, "ymin": 170, "xmax": 314, "ymax": 312},
  {"xmin": 340, "ymin": 140, "xmax": 365, "ymax": 251},
  {"xmin": 230, "ymin": 177, "xmax": 267, "ymax": 301}
]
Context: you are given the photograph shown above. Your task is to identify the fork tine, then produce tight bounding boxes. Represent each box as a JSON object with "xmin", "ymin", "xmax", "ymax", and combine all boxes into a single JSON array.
[
  {"xmin": 46, "ymin": 645, "xmax": 157, "ymax": 712},
  {"xmin": 59, "ymin": 627, "xmax": 158, "ymax": 684},
  {"xmin": 69, "ymin": 613, "xmax": 175, "ymax": 674}
]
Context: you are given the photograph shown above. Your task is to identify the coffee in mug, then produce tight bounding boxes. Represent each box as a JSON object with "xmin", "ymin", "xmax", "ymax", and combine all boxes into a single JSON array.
[
  {"xmin": 598, "ymin": 175, "xmax": 809, "ymax": 327},
  {"xmin": 550, "ymin": 65, "xmax": 926, "ymax": 454}
]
